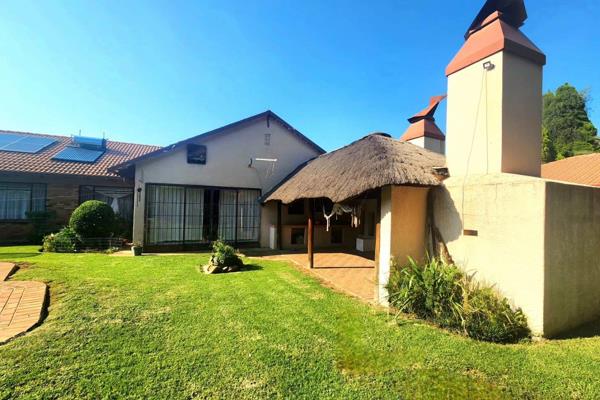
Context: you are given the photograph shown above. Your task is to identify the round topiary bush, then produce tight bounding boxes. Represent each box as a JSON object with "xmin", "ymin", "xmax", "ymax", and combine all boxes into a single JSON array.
[{"xmin": 69, "ymin": 200, "xmax": 116, "ymax": 238}]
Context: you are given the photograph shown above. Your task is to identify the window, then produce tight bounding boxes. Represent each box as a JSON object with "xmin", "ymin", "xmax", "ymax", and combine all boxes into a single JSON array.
[
  {"xmin": 80, "ymin": 186, "xmax": 134, "ymax": 221},
  {"xmin": 290, "ymin": 227, "xmax": 305, "ymax": 245},
  {"xmin": 331, "ymin": 227, "xmax": 343, "ymax": 244},
  {"xmin": 145, "ymin": 184, "xmax": 260, "ymax": 245},
  {"xmin": 187, "ymin": 144, "xmax": 207, "ymax": 165},
  {"xmin": 0, "ymin": 183, "xmax": 46, "ymax": 220},
  {"xmin": 264, "ymin": 133, "xmax": 271, "ymax": 146},
  {"xmin": 287, "ymin": 200, "xmax": 305, "ymax": 215}
]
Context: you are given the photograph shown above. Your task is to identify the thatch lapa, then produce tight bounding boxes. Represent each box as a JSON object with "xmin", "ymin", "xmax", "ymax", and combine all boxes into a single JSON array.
[{"xmin": 264, "ymin": 132, "xmax": 446, "ymax": 204}]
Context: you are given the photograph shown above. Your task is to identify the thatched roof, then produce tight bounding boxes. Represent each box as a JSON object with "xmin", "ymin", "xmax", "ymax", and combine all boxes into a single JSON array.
[{"xmin": 264, "ymin": 133, "xmax": 446, "ymax": 204}]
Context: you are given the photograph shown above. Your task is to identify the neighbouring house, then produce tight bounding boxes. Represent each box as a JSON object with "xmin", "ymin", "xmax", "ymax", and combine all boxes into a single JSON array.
[
  {"xmin": 0, "ymin": 130, "xmax": 159, "ymax": 243},
  {"xmin": 541, "ymin": 154, "xmax": 600, "ymax": 187},
  {"xmin": 109, "ymin": 110, "xmax": 324, "ymax": 251}
]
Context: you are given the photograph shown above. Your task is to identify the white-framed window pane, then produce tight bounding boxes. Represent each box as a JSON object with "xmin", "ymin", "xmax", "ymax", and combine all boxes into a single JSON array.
[{"xmin": 0, "ymin": 183, "xmax": 46, "ymax": 220}]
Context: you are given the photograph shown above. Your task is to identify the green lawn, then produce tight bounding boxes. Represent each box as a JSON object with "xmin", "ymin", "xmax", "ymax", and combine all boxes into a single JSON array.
[{"xmin": 1, "ymin": 246, "xmax": 599, "ymax": 399}]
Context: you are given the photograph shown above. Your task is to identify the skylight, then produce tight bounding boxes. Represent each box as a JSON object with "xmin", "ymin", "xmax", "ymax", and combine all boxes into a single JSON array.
[{"xmin": 0, "ymin": 133, "xmax": 57, "ymax": 153}]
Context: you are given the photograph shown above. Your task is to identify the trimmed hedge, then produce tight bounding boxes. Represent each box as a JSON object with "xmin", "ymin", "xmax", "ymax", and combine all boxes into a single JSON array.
[
  {"xmin": 386, "ymin": 257, "xmax": 530, "ymax": 343},
  {"xmin": 69, "ymin": 200, "xmax": 116, "ymax": 238}
]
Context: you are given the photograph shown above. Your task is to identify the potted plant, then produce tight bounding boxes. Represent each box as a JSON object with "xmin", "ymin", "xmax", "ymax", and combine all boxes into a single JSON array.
[{"xmin": 131, "ymin": 241, "xmax": 143, "ymax": 256}]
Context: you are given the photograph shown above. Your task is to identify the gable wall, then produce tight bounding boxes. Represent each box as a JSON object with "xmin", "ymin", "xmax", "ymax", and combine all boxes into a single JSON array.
[{"xmin": 132, "ymin": 117, "xmax": 321, "ymax": 244}]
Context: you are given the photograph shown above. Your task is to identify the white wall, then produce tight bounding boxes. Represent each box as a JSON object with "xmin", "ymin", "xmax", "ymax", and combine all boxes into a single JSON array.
[
  {"xmin": 132, "ymin": 116, "xmax": 321, "ymax": 244},
  {"xmin": 435, "ymin": 174, "xmax": 546, "ymax": 334},
  {"xmin": 435, "ymin": 174, "xmax": 600, "ymax": 337},
  {"xmin": 407, "ymin": 136, "xmax": 445, "ymax": 155},
  {"xmin": 446, "ymin": 52, "xmax": 542, "ymax": 177}
]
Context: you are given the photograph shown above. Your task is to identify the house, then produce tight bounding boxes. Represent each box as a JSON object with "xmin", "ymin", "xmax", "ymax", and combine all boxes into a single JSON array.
[
  {"xmin": 109, "ymin": 110, "xmax": 324, "ymax": 251},
  {"xmin": 541, "ymin": 154, "xmax": 600, "ymax": 187},
  {"xmin": 265, "ymin": 0, "xmax": 600, "ymax": 338},
  {"xmin": 0, "ymin": 130, "xmax": 159, "ymax": 243}
]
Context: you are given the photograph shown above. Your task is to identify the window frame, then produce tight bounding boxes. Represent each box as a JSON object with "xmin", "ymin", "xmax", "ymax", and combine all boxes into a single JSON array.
[
  {"xmin": 144, "ymin": 183, "xmax": 262, "ymax": 246},
  {"xmin": 0, "ymin": 182, "xmax": 46, "ymax": 222},
  {"xmin": 79, "ymin": 185, "xmax": 135, "ymax": 221},
  {"xmin": 186, "ymin": 144, "xmax": 207, "ymax": 165}
]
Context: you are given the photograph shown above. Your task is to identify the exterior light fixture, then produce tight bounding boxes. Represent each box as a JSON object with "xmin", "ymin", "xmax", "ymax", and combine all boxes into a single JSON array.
[{"xmin": 483, "ymin": 61, "xmax": 495, "ymax": 71}]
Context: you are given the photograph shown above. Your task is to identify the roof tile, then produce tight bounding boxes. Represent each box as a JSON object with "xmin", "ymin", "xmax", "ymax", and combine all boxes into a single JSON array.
[
  {"xmin": 541, "ymin": 154, "xmax": 600, "ymax": 187},
  {"xmin": 0, "ymin": 130, "xmax": 159, "ymax": 178}
]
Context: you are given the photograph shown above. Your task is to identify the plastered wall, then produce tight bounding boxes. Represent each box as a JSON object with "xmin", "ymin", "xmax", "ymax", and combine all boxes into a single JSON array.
[
  {"xmin": 132, "ymin": 117, "xmax": 321, "ymax": 244},
  {"xmin": 446, "ymin": 52, "xmax": 541, "ymax": 177},
  {"xmin": 378, "ymin": 185, "xmax": 429, "ymax": 304},
  {"xmin": 435, "ymin": 174, "xmax": 600, "ymax": 336}
]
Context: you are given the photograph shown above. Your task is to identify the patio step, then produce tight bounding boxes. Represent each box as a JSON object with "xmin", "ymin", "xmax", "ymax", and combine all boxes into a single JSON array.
[{"xmin": 0, "ymin": 262, "xmax": 17, "ymax": 282}]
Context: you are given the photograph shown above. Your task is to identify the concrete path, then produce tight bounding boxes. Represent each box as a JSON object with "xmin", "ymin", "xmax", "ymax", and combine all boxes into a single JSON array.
[{"xmin": 0, "ymin": 262, "xmax": 47, "ymax": 344}]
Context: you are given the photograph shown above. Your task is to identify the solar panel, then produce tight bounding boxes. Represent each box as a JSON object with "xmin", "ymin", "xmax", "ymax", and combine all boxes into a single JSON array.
[
  {"xmin": 52, "ymin": 146, "xmax": 105, "ymax": 163},
  {"xmin": 0, "ymin": 133, "xmax": 57, "ymax": 153},
  {"xmin": 72, "ymin": 135, "xmax": 106, "ymax": 150}
]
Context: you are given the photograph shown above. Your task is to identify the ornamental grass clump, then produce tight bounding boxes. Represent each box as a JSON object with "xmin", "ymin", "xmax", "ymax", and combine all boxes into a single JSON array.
[
  {"xmin": 203, "ymin": 240, "xmax": 244, "ymax": 274},
  {"xmin": 386, "ymin": 257, "xmax": 530, "ymax": 343}
]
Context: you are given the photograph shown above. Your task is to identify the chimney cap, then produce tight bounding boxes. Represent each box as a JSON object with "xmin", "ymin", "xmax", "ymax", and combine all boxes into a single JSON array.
[
  {"xmin": 407, "ymin": 95, "xmax": 447, "ymax": 124},
  {"xmin": 466, "ymin": 0, "xmax": 527, "ymax": 39}
]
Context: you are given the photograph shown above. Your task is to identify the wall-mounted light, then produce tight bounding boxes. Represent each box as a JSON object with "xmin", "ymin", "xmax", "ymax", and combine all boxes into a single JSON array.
[{"xmin": 483, "ymin": 61, "xmax": 495, "ymax": 71}]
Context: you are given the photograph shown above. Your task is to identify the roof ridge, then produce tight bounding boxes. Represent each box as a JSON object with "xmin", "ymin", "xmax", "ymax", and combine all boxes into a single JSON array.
[{"xmin": 0, "ymin": 129, "xmax": 160, "ymax": 149}]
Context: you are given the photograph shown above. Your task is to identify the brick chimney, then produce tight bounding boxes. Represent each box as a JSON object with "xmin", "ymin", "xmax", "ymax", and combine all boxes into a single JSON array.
[{"xmin": 445, "ymin": 0, "xmax": 546, "ymax": 177}]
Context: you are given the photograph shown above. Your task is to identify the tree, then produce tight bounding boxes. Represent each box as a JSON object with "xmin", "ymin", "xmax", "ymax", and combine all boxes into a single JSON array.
[
  {"xmin": 542, "ymin": 83, "xmax": 598, "ymax": 162},
  {"xmin": 541, "ymin": 126, "xmax": 556, "ymax": 163}
]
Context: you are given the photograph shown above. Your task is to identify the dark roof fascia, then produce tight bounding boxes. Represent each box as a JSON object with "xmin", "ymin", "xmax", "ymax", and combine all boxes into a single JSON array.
[{"xmin": 108, "ymin": 110, "xmax": 325, "ymax": 175}]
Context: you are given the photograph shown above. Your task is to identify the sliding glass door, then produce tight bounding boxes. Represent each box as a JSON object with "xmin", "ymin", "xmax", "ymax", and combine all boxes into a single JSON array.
[{"xmin": 145, "ymin": 184, "xmax": 260, "ymax": 246}]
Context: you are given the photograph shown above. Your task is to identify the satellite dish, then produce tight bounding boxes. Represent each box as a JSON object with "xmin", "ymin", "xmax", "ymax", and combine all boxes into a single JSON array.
[{"xmin": 465, "ymin": 0, "xmax": 527, "ymax": 39}]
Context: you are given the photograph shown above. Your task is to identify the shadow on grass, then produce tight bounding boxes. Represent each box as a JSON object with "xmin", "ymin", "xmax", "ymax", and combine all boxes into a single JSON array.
[
  {"xmin": 0, "ymin": 252, "xmax": 41, "ymax": 259},
  {"xmin": 198, "ymin": 263, "xmax": 264, "ymax": 275},
  {"xmin": 237, "ymin": 264, "xmax": 263, "ymax": 272}
]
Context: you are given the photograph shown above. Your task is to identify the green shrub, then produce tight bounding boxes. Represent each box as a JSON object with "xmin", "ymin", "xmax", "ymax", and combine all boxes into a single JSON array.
[
  {"xmin": 204, "ymin": 240, "xmax": 243, "ymax": 273},
  {"xmin": 463, "ymin": 286, "xmax": 530, "ymax": 343},
  {"xmin": 69, "ymin": 200, "xmax": 116, "ymax": 238},
  {"xmin": 386, "ymin": 257, "xmax": 530, "ymax": 343},
  {"xmin": 387, "ymin": 258, "xmax": 465, "ymax": 330},
  {"xmin": 42, "ymin": 227, "xmax": 79, "ymax": 253}
]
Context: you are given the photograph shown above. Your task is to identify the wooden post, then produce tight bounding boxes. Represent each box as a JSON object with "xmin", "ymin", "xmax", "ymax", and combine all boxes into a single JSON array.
[
  {"xmin": 276, "ymin": 201, "xmax": 282, "ymax": 250},
  {"xmin": 307, "ymin": 199, "xmax": 314, "ymax": 269}
]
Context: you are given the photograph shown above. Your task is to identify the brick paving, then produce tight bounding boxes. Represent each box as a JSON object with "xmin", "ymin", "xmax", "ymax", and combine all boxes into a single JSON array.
[
  {"xmin": 263, "ymin": 251, "xmax": 376, "ymax": 303},
  {"xmin": 0, "ymin": 263, "xmax": 47, "ymax": 344}
]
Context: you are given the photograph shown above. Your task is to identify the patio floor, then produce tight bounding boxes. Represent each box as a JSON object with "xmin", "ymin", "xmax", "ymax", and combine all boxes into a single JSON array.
[
  {"xmin": 258, "ymin": 250, "xmax": 376, "ymax": 302},
  {"xmin": 0, "ymin": 263, "xmax": 48, "ymax": 344}
]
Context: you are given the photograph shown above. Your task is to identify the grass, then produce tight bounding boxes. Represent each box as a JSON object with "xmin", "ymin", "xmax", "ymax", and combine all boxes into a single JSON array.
[{"xmin": 0, "ymin": 246, "xmax": 599, "ymax": 399}]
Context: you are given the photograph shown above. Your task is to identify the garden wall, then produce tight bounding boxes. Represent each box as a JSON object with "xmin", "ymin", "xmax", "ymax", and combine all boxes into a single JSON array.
[{"xmin": 434, "ymin": 173, "xmax": 600, "ymax": 337}]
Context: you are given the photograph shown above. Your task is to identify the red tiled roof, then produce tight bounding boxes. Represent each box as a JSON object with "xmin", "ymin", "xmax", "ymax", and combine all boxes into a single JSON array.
[
  {"xmin": 541, "ymin": 154, "xmax": 600, "ymax": 187},
  {"xmin": 0, "ymin": 130, "xmax": 160, "ymax": 178},
  {"xmin": 446, "ymin": 11, "xmax": 545, "ymax": 76},
  {"xmin": 400, "ymin": 119, "xmax": 445, "ymax": 142}
]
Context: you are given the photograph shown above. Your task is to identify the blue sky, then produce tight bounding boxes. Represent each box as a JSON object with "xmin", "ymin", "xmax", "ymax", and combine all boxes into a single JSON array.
[{"xmin": 0, "ymin": 0, "xmax": 598, "ymax": 152}]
